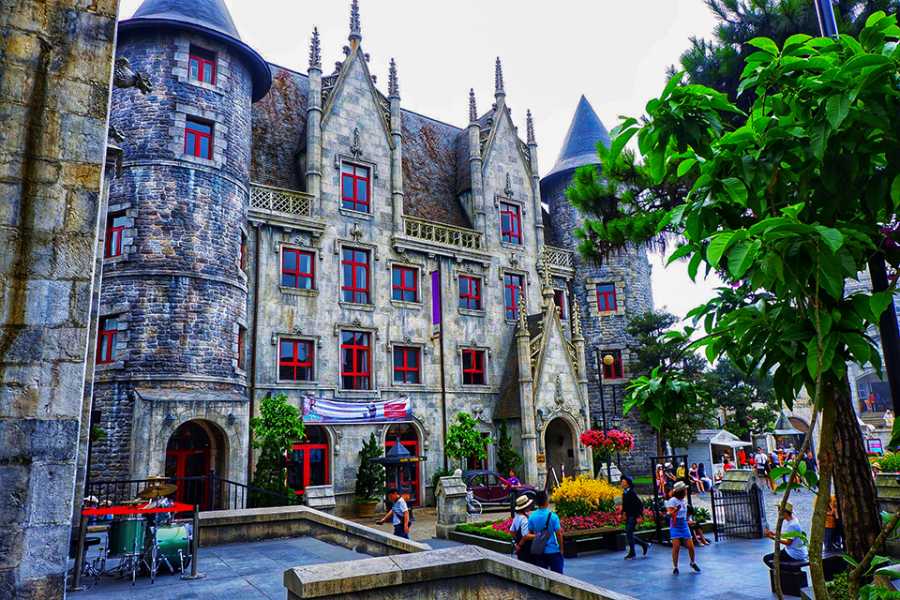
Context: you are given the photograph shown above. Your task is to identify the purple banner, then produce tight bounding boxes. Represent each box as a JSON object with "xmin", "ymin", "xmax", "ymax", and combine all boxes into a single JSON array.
[{"xmin": 431, "ymin": 270, "xmax": 442, "ymax": 326}]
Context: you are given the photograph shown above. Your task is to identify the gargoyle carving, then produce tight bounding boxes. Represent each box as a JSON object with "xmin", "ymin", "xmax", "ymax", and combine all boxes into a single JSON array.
[{"xmin": 114, "ymin": 57, "xmax": 152, "ymax": 94}]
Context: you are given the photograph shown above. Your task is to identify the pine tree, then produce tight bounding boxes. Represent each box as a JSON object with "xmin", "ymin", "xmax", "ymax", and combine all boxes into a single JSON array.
[
  {"xmin": 495, "ymin": 421, "xmax": 522, "ymax": 475},
  {"xmin": 250, "ymin": 393, "xmax": 304, "ymax": 507},
  {"xmin": 354, "ymin": 432, "xmax": 385, "ymax": 502}
]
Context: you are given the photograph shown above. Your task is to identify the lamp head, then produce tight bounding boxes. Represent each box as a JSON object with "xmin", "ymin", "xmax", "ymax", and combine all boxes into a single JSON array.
[{"xmin": 602, "ymin": 354, "xmax": 615, "ymax": 366}]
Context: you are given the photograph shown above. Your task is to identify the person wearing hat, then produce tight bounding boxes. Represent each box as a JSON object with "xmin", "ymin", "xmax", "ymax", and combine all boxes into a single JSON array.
[
  {"xmin": 666, "ymin": 481, "xmax": 700, "ymax": 574},
  {"xmin": 763, "ymin": 502, "xmax": 808, "ymax": 569},
  {"xmin": 511, "ymin": 494, "xmax": 534, "ymax": 564},
  {"xmin": 620, "ymin": 475, "xmax": 649, "ymax": 559}
]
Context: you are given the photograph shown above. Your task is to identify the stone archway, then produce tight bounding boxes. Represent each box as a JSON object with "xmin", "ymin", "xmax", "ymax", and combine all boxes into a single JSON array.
[
  {"xmin": 164, "ymin": 419, "xmax": 228, "ymax": 510},
  {"xmin": 544, "ymin": 417, "xmax": 577, "ymax": 485}
]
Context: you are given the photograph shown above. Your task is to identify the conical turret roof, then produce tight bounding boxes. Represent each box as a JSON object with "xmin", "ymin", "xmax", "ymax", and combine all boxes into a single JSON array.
[
  {"xmin": 544, "ymin": 95, "xmax": 610, "ymax": 180},
  {"xmin": 119, "ymin": 0, "xmax": 271, "ymax": 102}
]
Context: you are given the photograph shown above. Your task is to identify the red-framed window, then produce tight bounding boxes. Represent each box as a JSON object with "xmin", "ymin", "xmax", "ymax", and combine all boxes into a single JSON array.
[
  {"xmin": 189, "ymin": 46, "xmax": 217, "ymax": 85},
  {"xmin": 554, "ymin": 289, "xmax": 567, "ymax": 320},
  {"xmin": 237, "ymin": 327, "xmax": 246, "ymax": 370},
  {"xmin": 392, "ymin": 266, "xmax": 418, "ymax": 302},
  {"xmin": 458, "ymin": 275, "xmax": 482, "ymax": 310},
  {"xmin": 393, "ymin": 346, "xmax": 421, "ymax": 384},
  {"xmin": 341, "ymin": 162, "xmax": 371, "ymax": 213},
  {"xmin": 462, "ymin": 348, "xmax": 486, "ymax": 385},
  {"xmin": 104, "ymin": 211, "xmax": 128, "ymax": 258},
  {"xmin": 282, "ymin": 248, "xmax": 315, "ymax": 289},
  {"xmin": 503, "ymin": 273, "xmax": 524, "ymax": 321},
  {"xmin": 602, "ymin": 349, "xmax": 624, "ymax": 379},
  {"xmin": 96, "ymin": 316, "xmax": 118, "ymax": 364},
  {"xmin": 279, "ymin": 338, "xmax": 314, "ymax": 381},
  {"xmin": 184, "ymin": 118, "xmax": 213, "ymax": 159},
  {"xmin": 340, "ymin": 330, "xmax": 371, "ymax": 390},
  {"xmin": 288, "ymin": 426, "xmax": 330, "ymax": 495},
  {"xmin": 500, "ymin": 201, "xmax": 522, "ymax": 245},
  {"xmin": 596, "ymin": 283, "xmax": 618, "ymax": 312},
  {"xmin": 341, "ymin": 247, "xmax": 370, "ymax": 304}
]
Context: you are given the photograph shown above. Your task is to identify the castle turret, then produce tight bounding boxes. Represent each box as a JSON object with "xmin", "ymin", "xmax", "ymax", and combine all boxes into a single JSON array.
[
  {"xmin": 90, "ymin": 0, "xmax": 271, "ymax": 489},
  {"xmin": 540, "ymin": 96, "xmax": 654, "ymax": 473}
]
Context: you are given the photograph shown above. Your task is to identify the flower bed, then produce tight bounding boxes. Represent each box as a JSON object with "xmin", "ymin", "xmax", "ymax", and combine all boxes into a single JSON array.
[
  {"xmin": 455, "ymin": 520, "xmax": 513, "ymax": 541},
  {"xmin": 550, "ymin": 475, "xmax": 622, "ymax": 517},
  {"xmin": 489, "ymin": 506, "xmax": 657, "ymax": 535}
]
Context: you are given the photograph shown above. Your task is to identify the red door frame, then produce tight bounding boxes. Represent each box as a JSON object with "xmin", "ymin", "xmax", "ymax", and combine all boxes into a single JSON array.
[
  {"xmin": 289, "ymin": 441, "xmax": 330, "ymax": 496},
  {"xmin": 165, "ymin": 447, "xmax": 211, "ymax": 508},
  {"xmin": 384, "ymin": 436, "xmax": 420, "ymax": 507}
]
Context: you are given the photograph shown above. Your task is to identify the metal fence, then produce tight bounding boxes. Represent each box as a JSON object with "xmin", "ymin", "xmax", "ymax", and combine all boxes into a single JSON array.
[
  {"xmin": 710, "ymin": 487, "xmax": 764, "ymax": 541},
  {"xmin": 85, "ymin": 471, "xmax": 295, "ymax": 512}
]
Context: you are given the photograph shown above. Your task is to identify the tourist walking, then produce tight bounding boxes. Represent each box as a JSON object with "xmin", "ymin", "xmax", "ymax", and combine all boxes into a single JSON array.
[
  {"xmin": 377, "ymin": 488, "xmax": 410, "ymax": 539},
  {"xmin": 763, "ymin": 502, "xmax": 808, "ymax": 568},
  {"xmin": 824, "ymin": 495, "xmax": 842, "ymax": 552},
  {"xmin": 666, "ymin": 482, "xmax": 700, "ymax": 575},
  {"xmin": 522, "ymin": 491, "xmax": 565, "ymax": 574},
  {"xmin": 511, "ymin": 494, "xmax": 534, "ymax": 564},
  {"xmin": 697, "ymin": 463, "xmax": 713, "ymax": 492},
  {"xmin": 620, "ymin": 475, "xmax": 649, "ymax": 559}
]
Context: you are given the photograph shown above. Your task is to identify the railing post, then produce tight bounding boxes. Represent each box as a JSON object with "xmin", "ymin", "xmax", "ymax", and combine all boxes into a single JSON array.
[
  {"xmin": 70, "ymin": 512, "xmax": 88, "ymax": 591},
  {"xmin": 182, "ymin": 505, "xmax": 205, "ymax": 580}
]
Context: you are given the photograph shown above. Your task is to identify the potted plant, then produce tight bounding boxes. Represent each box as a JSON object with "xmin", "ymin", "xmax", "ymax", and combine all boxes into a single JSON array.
[{"xmin": 353, "ymin": 432, "xmax": 385, "ymax": 517}]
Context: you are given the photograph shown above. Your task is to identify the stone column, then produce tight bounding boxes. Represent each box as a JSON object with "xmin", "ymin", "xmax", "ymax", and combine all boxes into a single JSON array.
[
  {"xmin": 0, "ymin": 1, "xmax": 119, "ymax": 597},
  {"xmin": 515, "ymin": 297, "xmax": 539, "ymax": 486},
  {"xmin": 571, "ymin": 299, "xmax": 593, "ymax": 476},
  {"xmin": 467, "ymin": 89, "xmax": 485, "ymax": 233},
  {"xmin": 388, "ymin": 59, "xmax": 403, "ymax": 234},
  {"xmin": 306, "ymin": 28, "xmax": 323, "ymax": 211}
]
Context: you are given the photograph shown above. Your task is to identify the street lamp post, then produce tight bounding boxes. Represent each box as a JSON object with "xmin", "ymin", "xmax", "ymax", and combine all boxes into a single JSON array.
[{"xmin": 597, "ymin": 351, "xmax": 616, "ymax": 481}]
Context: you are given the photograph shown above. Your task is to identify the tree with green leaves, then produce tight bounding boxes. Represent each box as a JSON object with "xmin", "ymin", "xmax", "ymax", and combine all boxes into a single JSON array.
[
  {"xmin": 567, "ymin": 14, "xmax": 900, "ymax": 597},
  {"xmin": 623, "ymin": 310, "xmax": 717, "ymax": 454},
  {"xmin": 495, "ymin": 421, "xmax": 522, "ymax": 476},
  {"xmin": 354, "ymin": 432, "xmax": 386, "ymax": 502},
  {"xmin": 250, "ymin": 392, "xmax": 304, "ymax": 507},
  {"xmin": 445, "ymin": 412, "xmax": 487, "ymax": 469},
  {"xmin": 705, "ymin": 357, "xmax": 780, "ymax": 439}
]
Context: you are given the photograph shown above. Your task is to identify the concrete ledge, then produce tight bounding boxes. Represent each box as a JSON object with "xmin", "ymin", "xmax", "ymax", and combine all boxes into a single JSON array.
[
  {"xmin": 199, "ymin": 505, "xmax": 429, "ymax": 556},
  {"xmin": 284, "ymin": 546, "xmax": 636, "ymax": 599}
]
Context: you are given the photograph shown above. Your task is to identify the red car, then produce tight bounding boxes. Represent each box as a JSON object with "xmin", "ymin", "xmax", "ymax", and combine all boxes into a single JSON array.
[{"xmin": 463, "ymin": 470, "xmax": 536, "ymax": 506}]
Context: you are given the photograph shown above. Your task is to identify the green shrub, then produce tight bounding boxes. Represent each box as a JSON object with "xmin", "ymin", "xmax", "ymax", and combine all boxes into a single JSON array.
[
  {"xmin": 876, "ymin": 452, "xmax": 900, "ymax": 473},
  {"xmin": 826, "ymin": 572, "xmax": 849, "ymax": 600},
  {"xmin": 555, "ymin": 498, "xmax": 595, "ymax": 518},
  {"xmin": 692, "ymin": 507, "xmax": 711, "ymax": 524},
  {"xmin": 455, "ymin": 522, "xmax": 513, "ymax": 541}
]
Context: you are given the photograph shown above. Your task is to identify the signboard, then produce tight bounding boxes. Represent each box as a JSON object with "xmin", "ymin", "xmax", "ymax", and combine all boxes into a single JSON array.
[
  {"xmin": 536, "ymin": 453, "xmax": 545, "ymax": 464},
  {"xmin": 301, "ymin": 395, "xmax": 411, "ymax": 424},
  {"xmin": 866, "ymin": 437, "xmax": 885, "ymax": 455}
]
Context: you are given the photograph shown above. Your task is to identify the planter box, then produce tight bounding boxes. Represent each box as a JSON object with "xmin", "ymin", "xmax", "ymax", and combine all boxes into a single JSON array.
[
  {"xmin": 877, "ymin": 472, "xmax": 900, "ymax": 514},
  {"xmin": 447, "ymin": 530, "xmax": 513, "ymax": 554}
]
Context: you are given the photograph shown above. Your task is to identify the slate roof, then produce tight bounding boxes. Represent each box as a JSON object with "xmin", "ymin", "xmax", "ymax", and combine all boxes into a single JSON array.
[
  {"xmin": 120, "ymin": 0, "xmax": 272, "ymax": 101},
  {"xmin": 544, "ymin": 95, "xmax": 610, "ymax": 180},
  {"xmin": 250, "ymin": 65, "xmax": 473, "ymax": 228}
]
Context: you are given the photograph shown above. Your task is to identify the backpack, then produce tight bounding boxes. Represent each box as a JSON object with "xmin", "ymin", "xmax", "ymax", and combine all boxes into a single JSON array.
[{"xmin": 530, "ymin": 512, "xmax": 554, "ymax": 555}]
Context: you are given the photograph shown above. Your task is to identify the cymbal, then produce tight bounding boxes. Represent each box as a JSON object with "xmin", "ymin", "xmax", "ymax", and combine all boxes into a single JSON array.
[{"xmin": 137, "ymin": 483, "xmax": 177, "ymax": 498}]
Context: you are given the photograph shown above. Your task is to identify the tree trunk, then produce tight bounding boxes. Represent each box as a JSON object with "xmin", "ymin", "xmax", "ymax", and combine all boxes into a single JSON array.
[
  {"xmin": 832, "ymin": 381, "xmax": 880, "ymax": 560},
  {"xmin": 807, "ymin": 393, "xmax": 835, "ymax": 600}
]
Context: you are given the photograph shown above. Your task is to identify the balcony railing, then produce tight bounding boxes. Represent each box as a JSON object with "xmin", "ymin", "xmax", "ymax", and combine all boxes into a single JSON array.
[
  {"xmin": 543, "ymin": 245, "xmax": 575, "ymax": 269},
  {"xmin": 404, "ymin": 217, "xmax": 483, "ymax": 251},
  {"xmin": 250, "ymin": 183, "xmax": 313, "ymax": 219}
]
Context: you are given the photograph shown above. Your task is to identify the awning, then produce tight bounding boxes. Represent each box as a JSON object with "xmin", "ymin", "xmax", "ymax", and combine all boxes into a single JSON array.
[
  {"xmin": 369, "ymin": 438, "xmax": 424, "ymax": 465},
  {"xmin": 709, "ymin": 429, "xmax": 753, "ymax": 448}
]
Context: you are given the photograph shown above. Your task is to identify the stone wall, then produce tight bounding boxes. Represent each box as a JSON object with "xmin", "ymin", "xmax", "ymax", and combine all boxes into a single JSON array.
[{"xmin": 0, "ymin": 0, "xmax": 119, "ymax": 596}]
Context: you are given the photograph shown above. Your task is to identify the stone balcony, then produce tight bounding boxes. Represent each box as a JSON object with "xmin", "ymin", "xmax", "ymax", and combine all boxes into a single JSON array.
[
  {"xmin": 250, "ymin": 183, "xmax": 314, "ymax": 219},
  {"xmin": 404, "ymin": 217, "xmax": 484, "ymax": 252}
]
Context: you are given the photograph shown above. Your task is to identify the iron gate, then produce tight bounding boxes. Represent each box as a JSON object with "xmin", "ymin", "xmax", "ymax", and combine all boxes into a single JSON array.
[{"xmin": 710, "ymin": 487, "xmax": 763, "ymax": 541}]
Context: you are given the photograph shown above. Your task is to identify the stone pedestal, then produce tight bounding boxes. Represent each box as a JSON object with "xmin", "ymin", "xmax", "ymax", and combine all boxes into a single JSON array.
[
  {"xmin": 435, "ymin": 475, "xmax": 468, "ymax": 539},
  {"xmin": 876, "ymin": 473, "xmax": 900, "ymax": 514},
  {"xmin": 597, "ymin": 462, "xmax": 622, "ymax": 483},
  {"xmin": 303, "ymin": 485, "xmax": 337, "ymax": 514}
]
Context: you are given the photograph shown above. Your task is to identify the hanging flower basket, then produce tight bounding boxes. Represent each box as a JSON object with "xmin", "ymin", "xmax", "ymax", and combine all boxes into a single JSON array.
[{"xmin": 580, "ymin": 429, "xmax": 635, "ymax": 471}]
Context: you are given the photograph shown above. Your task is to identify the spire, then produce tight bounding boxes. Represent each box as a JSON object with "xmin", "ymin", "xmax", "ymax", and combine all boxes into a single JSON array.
[
  {"xmin": 388, "ymin": 58, "xmax": 399, "ymax": 98},
  {"xmin": 494, "ymin": 57, "xmax": 505, "ymax": 97},
  {"xmin": 309, "ymin": 27, "xmax": 321, "ymax": 70},
  {"xmin": 469, "ymin": 88, "xmax": 477, "ymax": 123},
  {"xmin": 517, "ymin": 290, "xmax": 528, "ymax": 330},
  {"xmin": 526, "ymin": 109, "xmax": 536, "ymax": 145},
  {"xmin": 546, "ymin": 95, "xmax": 611, "ymax": 179},
  {"xmin": 349, "ymin": 0, "xmax": 361, "ymax": 44},
  {"xmin": 540, "ymin": 253, "xmax": 555, "ymax": 307},
  {"xmin": 572, "ymin": 297, "xmax": 583, "ymax": 338}
]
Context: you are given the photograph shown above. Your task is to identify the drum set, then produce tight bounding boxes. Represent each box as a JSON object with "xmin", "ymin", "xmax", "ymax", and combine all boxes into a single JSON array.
[{"xmin": 77, "ymin": 477, "xmax": 194, "ymax": 586}]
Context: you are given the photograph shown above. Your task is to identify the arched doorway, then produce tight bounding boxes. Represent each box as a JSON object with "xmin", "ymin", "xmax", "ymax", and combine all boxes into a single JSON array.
[
  {"xmin": 287, "ymin": 425, "xmax": 331, "ymax": 498},
  {"xmin": 385, "ymin": 423, "xmax": 420, "ymax": 506},
  {"xmin": 544, "ymin": 418, "xmax": 576, "ymax": 484},
  {"xmin": 165, "ymin": 420, "xmax": 227, "ymax": 510}
]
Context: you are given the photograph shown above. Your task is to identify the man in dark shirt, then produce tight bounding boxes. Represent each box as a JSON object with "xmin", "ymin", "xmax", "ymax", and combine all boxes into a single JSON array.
[{"xmin": 621, "ymin": 475, "xmax": 649, "ymax": 559}]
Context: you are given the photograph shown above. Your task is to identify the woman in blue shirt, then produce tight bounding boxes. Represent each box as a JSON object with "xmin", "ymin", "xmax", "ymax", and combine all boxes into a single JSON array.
[{"xmin": 519, "ymin": 490, "xmax": 564, "ymax": 574}]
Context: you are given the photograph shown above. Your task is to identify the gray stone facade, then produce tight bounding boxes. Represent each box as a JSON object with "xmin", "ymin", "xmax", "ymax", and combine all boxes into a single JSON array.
[
  {"xmin": 0, "ymin": 1, "xmax": 119, "ymax": 597},
  {"xmin": 84, "ymin": 1, "xmax": 654, "ymax": 510}
]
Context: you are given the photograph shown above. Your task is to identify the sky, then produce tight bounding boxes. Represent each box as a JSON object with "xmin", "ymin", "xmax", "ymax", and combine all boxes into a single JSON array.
[{"xmin": 118, "ymin": 0, "xmax": 724, "ymax": 319}]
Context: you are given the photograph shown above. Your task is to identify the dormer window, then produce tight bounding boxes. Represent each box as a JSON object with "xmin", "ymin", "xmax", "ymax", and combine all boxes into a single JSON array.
[
  {"xmin": 500, "ymin": 202, "xmax": 522, "ymax": 245},
  {"xmin": 184, "ymin": 119, "xmax": 213, "ymax": 159},
  {"xmin": 341, "ymin": 162, "xmax": 370, "ymax": 213},
  {"xmin": 189, "ymin": 46, "xmax": 217, "ymax": 85}
]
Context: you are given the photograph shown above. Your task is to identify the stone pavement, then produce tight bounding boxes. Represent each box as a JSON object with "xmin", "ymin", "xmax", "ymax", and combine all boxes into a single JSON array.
[{"xmin": 69, "ymin": 536, "xmax": 367, "ymax": 600}]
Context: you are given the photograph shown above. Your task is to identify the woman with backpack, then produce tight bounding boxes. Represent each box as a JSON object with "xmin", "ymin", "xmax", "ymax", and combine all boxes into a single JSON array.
[
  {"xmin": 510, "ymin": 494, "xmax": 534, "ymax": 564},
  {"xmin": 519, "ymin": 490, "xmax": 564, "ymax": 574}
]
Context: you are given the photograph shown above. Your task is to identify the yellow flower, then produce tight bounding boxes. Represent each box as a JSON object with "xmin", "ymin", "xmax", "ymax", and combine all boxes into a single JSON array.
[{"xmin": 550, "ymin": 475, "xmax": 621, "ymax": 511}]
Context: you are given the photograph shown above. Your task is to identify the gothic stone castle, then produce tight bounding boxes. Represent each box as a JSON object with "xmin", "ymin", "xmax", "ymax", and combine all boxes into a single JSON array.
[{"xmin": 88, "ymin": 0, "xmax": 653, "ymax": 507}]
